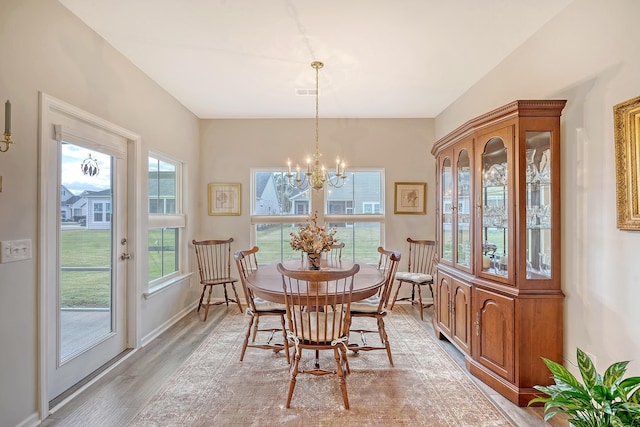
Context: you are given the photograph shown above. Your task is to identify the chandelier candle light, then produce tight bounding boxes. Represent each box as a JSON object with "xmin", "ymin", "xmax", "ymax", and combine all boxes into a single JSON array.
[{"xmin": 286, "ymin": 61, "xmax": 347, "ymax": 191}]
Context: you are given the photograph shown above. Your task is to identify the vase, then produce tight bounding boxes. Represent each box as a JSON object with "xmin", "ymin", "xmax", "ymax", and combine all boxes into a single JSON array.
[{"xmin": 306, "ymin": 252, "xmax": 322, "ymax": 270}]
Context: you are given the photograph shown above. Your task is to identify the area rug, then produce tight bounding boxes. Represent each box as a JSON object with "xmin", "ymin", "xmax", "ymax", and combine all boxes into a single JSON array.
[{"xmin": 131, "ymin": 306, "xmax": 513, "ymax": 426}]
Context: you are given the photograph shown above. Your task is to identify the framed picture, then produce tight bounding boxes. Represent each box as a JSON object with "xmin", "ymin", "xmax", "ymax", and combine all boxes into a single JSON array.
[
  {"xmin": 614, "ymin": 95, "xmax": 640, "ymax": 230},
  {"xmin": 208, "ymin": 183, "xmax": 241, "ymax": 216},
  {"xmin": 394, "ymin": 182, "xmax": 426, "ymax": 214}
]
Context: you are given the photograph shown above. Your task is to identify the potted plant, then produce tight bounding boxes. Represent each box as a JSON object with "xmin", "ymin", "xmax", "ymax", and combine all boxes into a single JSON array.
[{"xmin": 529, "ymin": 348, "xmax": 640, "ymax": 426}]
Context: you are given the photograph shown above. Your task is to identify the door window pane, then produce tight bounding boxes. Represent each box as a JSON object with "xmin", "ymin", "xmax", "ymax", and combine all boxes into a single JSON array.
[{"xmin": 60, "ymin": 143, "xmax": 113, "ymax": 362}]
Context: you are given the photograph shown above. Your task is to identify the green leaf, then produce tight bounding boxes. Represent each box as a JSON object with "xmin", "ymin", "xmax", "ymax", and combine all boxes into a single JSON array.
[
  {"xmin": 543, "ymin": 356, "xmax": 584, "ymax": 390},
  {"xmin": 620, "ymin": 377, "xmax": 640, "ymax": 400},
  {"xmin": 604, "ymin": 361, "xmax": 630, "ymax": 388},
  {"xmin": 577, "ymin": 348, "xmax": 598, "ymax": 390}
]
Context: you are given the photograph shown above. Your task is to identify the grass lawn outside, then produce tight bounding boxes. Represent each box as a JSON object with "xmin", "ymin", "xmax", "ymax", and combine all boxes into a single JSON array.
[{"xmin": 61, "ymin": 223, "xmax": 382, "ymax": 308}]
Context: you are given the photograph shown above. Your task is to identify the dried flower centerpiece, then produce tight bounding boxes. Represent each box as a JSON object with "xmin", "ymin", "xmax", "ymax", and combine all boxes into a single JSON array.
[{"xmin": 290, "ymin": 211, "xmax": 338, "ymax": 269}]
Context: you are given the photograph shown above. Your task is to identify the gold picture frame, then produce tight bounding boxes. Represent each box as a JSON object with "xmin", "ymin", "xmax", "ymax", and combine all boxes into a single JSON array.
[
  {"xmin": 208, "ymin": 183, "xmax": 241, "ymax": 216},
  {"xmin": 614, "ymin": 96, "xmax": 640, "ymax": 230},
  {"xmin": 394, "ymin": 182, "xmax": 426, "ymax": 214}
]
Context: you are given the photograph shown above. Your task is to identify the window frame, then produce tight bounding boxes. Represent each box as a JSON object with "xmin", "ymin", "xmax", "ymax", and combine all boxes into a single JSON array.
[
  {"xmin": 147, "ymin": 151, "xmax": 186, "ymax": 288},
  {"xmin": 250, "ymin": 167, "xmax": 385, "ymax": 262}
]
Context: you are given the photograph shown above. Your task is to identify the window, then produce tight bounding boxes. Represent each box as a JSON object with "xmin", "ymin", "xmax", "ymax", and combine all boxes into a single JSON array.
[
  {"xmin": 251, "ymin": 169, "xmax": 384, "ymax": 264},
  {"xmin": 325, "ymin": 170, "xmax": 384, "ymax": 264},
  {"xmin": 148, "ymin": 153, "xmax": 185, "ymax": 285},
  {"xmin": 93, "ymin": 202, "xmax": 103, "ymax": 222}
]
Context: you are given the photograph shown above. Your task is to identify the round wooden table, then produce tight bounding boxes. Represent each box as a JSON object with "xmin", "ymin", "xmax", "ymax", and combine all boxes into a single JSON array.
[{"xmin": 246, "ymin": 259, "xmax": 384, "ymax": 304}]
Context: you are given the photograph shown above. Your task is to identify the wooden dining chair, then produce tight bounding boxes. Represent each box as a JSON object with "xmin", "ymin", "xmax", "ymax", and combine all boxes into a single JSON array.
[
  {"xmin": 193, "ymin": 238, "xmax": 243, "ymax": 321},
  {"xmin": 234, "ymin": 247, "xmax": 290, "ymax": 364},
  {"xmin": 328, "ymin": 242, "xmax": 345, "ymax": 262},
  {"xmin": 278, "ymin": 263, "xmax": 360, "ymax": 410},
  {"xmin": 389, "ymin": 238, "xmax": 436, "ymax": 321},
  {"xmin": 348, "ymin": 247, "xmax": 401, "ymax": 366}
]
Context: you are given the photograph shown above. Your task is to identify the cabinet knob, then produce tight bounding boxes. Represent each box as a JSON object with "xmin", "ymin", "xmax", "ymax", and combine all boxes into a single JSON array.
[{"xmin": 474, "ymin": 312, "xmax": 481, "ymax": 336}]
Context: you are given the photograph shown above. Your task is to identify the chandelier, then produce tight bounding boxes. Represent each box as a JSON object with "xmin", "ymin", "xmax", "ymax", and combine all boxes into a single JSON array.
[{"xmin": 286, "ymin": 61, "xmax": 347, "ymax": 191}]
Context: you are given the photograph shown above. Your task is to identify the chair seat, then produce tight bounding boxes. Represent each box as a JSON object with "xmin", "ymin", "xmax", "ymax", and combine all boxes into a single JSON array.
[
  {"xmin": 201, "ymin": 277, "xmax": 238, "ymax": 286},
  {"xmin": 350, "ymin": 296, "xmax": 385, "ymax": 314},
  {"xmin": 253, "ymin": 298, "xmax": 287, "ymax": 312},
  {"xmin": 395, "ymin": 272, "xmax": 432, "ymax": 283}
]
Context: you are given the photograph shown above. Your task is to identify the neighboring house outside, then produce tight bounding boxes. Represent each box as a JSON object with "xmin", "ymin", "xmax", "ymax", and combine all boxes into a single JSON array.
[
  {"xmin": 327, "ymin": 172, "xmax": 382, "ymax": 215},
  {"xmin": 65, "ymin": 195, "xmax": 85, "ymax": 223},
  {"xmin": 148, "ymin": 170, "xmax": 176, "ymax": 214},
  {"xmin": 253, "ymin": 171, "xmax": 381, "ymax": 218},
  {"xmin": 60, "ymin": 185, "xmax": 75, "ymax": 221},
  {"xmin": 254, "ymin": 173, "xmax": 280, "ymax": 215},
  {"xmin": 60, "ymin": 186, "xmax": 111, "ymax": 229}
]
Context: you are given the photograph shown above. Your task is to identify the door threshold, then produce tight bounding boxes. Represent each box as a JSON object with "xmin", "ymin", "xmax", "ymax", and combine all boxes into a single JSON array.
[{"xmin": 49, "ymin": 348, "xmax": 136, "ymax": 412}]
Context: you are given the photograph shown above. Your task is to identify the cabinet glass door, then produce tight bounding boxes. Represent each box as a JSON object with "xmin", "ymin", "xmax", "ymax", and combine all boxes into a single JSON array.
[
  {"xmin": 525, "ymin": 131, "xmax": 552, "ymax": 278},
  {"xmin": 456, "ymin": 150, "xmax": 471, "ymax": 268},
  {"xmin": 481, "ymin": 138, "xmax": 508, "ymax": 277},
  {"xmin": 441, "ymin": 157, "xmax": 453, "ymax": 262}
]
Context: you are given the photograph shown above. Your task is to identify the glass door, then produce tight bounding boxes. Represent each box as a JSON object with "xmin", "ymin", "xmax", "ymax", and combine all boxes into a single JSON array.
[
  {"xmin": 456, "ymin": 148, "xmax": 472, "ymax": 270},
  {"xmin": 477, "ymin": 127, "xmax": 513, "ymax": 283},
  {"xmin": 47, "ymin": 137, "xmax": 128, "ymax": 401},
  {"xmin": 525, "ymin": 131, "xmax": 552, "ymax": 279},
  {"xmin": 441, "ymin": 156, "xmax": 453, "ymax": 263}
]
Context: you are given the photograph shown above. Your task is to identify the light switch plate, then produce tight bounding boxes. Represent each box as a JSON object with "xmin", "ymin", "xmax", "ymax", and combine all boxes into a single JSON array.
[{"xmin": 0, "ymin": 239, "xmax": 33, "ymax": 263}]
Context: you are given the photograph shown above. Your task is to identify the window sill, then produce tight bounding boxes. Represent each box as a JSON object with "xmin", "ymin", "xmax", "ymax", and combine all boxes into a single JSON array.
[{"xmin": 144, "ymin": 272, "xmax": 193, "ymax": 299}]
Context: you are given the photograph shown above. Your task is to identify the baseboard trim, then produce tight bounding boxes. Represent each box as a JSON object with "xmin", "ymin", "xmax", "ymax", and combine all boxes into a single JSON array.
[{"xmin": 140, "ymin": 301, "xmax": 199, "ymax": 347}]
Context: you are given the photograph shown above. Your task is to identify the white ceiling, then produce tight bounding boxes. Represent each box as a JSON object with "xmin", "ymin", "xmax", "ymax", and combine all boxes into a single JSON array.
[{"xmin": 58, "ymin": 0, "xmax": 572, "ymax": 119}]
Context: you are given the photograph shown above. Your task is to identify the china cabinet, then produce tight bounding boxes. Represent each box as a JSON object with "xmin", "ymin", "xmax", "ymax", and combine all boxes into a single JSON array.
[{"xmin": 431, "ymin": 100, "xmax": 566, "ymax": 406}]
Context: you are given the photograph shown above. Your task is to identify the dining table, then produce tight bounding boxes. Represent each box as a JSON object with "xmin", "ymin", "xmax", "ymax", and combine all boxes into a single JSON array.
[{"xmin": 246, "ymin": 258, "xmax": 385, "ymax": 304}]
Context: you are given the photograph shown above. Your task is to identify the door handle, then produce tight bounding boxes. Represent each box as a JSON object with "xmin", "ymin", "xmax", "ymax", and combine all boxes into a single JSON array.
[{"xmin": 121, "ymin": 253, "xmax": 131, "ymax": 260}]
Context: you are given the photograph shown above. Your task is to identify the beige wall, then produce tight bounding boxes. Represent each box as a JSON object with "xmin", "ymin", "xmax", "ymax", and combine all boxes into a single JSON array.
[
  {"xmin": 0, "ymin": 1, "xmax": 201, "ymax": 425},
  {"xmin": 198, "ymin": 118, "xmax": 436, "ymax": 255},
  {"xmin": 3, "ymin": 0, "xmax": 639, "ymax": 425},
  {"xmin": 436, "ymin": 0, "xmax": 640, "ymax": 375}
]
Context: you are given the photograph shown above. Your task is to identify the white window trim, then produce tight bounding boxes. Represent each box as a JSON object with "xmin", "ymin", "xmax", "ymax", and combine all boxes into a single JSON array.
[{"xmin": 148, "ymin": 150, "xmax": 185, "ymax": 286}]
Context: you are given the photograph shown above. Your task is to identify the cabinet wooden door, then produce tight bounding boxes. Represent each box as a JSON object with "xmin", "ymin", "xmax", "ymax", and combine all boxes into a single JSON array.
[
  {"xmin": 435, "ymin": 271, "xmax": 452, "ymax": 337},
  {"xmin": 473, "ymin": 287, "xmax": 514, "ymax": 382},
  {"xmin": 451, "ymin": 279, "xmax": 471, "ymax": 354}
]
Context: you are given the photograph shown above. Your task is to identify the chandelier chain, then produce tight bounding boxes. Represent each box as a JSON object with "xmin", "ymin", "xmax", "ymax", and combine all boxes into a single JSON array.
[{"xmin": 286, "ymin": 61, "xmax": 347, "ymax": 192}]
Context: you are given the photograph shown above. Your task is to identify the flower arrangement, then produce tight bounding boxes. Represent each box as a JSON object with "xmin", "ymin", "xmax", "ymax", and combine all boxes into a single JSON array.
[{"xmin": 289, "ymin": 211, "xmax": 338, "ymax": 254}]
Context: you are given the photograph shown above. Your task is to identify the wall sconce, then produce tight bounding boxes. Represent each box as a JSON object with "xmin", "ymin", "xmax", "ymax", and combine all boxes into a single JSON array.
[{"xmin": 1, "ymin": 100, "xmax": 14, "ymax": 153}]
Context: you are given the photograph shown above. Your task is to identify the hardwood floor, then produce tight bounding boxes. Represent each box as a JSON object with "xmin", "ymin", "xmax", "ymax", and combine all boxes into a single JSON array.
[
  {"xmin": 41, "ymin": 304, "xmax": 568, "ymax": 426},
  {"xmin": 412, "ymin": 305, "xmax": 569, "ymax": 427}
]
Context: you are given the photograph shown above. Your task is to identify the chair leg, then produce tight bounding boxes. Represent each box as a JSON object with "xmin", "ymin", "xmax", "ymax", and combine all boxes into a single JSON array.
[
  {"xmin": 197, "ymin": 286, "xmax": 206, "ymax": 312},
  {"xmin": 280, "ymin": 315, "xmax": 290, "ymax": 365},
  {"xmin": 377, "ymin": 317, "xmax": 394, "ymax": 367},
  {"xmin": 389, "ymin": 280, "xmax": 403, "ymax": 310},
  {"xmin": 230, "ymin": 283, "xmax": 243, "ymax": 313},
  {"xmin": 252, "ymin": 316, "xmax": 260, "ymax": 342},
  {"xmin": 334, "ymin": 348, "xmax": 349, "ymax": 410},
  {"xmin": 340, "ymin": 344, "xmax": 351, "ymax": 375},
  {"xmin": 416, "ymin": 284, "xmax": 424, "ymax": 321},
  {"xmin": 202, "ymin": 286, "xmax": 214, "ymax": 321},
  {"xmin": 222, "ymin": 284, "xmax": 230, "ymax": 306},
  {"xmin": 240, "ymin": 314, "xmax": 255, "ymax": 361},
  {"xmin": 286, "ymin": 348, "xmax": 301, "ymax": 408}
]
